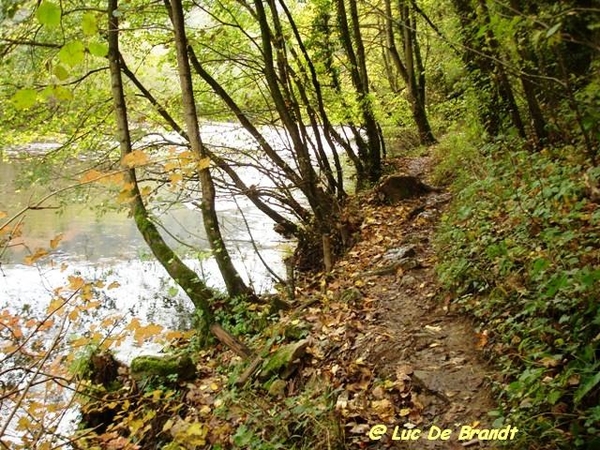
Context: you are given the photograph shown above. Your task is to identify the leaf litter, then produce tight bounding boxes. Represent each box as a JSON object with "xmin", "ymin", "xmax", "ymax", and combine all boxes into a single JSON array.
[{"xmin": 77, "ymin": 156, "xmax": 498, "ymax": 449}]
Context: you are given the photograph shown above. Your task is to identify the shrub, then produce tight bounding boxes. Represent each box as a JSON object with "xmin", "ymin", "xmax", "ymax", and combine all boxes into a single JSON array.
[{"xmin": 435, "ymin": 142, "xmax": 600, "ymax": 448}]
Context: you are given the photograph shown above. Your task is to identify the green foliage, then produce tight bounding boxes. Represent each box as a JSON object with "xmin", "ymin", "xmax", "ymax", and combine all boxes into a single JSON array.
[
  {"xmin": 70, "ymin": 343, "xmax": 101, "ymax": 380},
  {"xmin": 430, "ymin": 123, "xmax": 486, "ymax": 187},
  {"xmin": 435, "ymin": 138, "xmax": 600, "ymax": 448},
  {"xmin": 213, "ymin": 294, "xmax": 276, "ymax": 337},
  {"xmin": 36, "ymin": 1, "xmax": 61, "ymax": 28},
  {"xmin": 218, "ymin": 380, "xmax": 341, "ymax": 450}
]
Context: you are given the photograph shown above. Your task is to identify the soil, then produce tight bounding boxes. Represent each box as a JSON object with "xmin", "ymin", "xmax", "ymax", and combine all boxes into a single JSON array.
[{"xmin": 309, "ymin": 155, "xmax": 499, "ymax": 449}]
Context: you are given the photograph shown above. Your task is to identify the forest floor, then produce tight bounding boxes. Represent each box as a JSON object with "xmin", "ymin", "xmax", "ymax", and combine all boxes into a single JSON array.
[
  {"xmin": 294, "ymin": 154, "xmax": 500, "ymax": 449},
  {"xmin": 81, "ymin": 156, "xmax": 504, "ymax": 450}
]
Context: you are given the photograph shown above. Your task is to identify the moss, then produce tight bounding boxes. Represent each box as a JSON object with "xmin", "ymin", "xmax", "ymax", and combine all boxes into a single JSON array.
[
  {"xmin": 260, "ymin": 339, "xmax": 309, "ymax": 379},
  {"xmin": 130, "ymin": 354, "xmax": 196, "ymax": 382}
]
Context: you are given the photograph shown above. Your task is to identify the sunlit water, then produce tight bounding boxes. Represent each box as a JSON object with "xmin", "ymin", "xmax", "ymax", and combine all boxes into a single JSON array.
[
  {"xmin": 0, "ymin": 128, "xmax": 294, "ymax": 348},
  {"xmin": 1, "ymin": 123, "xmax": 341, "ymax": 444}
]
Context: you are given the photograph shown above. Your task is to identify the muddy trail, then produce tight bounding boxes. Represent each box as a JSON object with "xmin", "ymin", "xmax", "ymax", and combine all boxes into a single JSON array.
[{"xmin": 304, "ymin": 155, "xmax": 499, "ymax": 449}]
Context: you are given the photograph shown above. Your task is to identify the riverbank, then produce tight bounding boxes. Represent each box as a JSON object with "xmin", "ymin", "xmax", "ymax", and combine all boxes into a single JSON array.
[{"xmin": 73, "ymin": 153, "xmax": 499, "ymax": 449}]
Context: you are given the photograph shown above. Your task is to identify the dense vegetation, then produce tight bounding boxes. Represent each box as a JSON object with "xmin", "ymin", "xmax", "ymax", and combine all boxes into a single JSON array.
[{"xmin": 1, "ymin": 0, "xmax": 599, "ymax": 448}]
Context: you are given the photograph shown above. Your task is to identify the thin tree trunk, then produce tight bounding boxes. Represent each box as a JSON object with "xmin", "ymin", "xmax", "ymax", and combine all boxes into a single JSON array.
[
  {"xmin": 119, "ymin": 58, "xmax": 300, "ymax": 237},
  {"xmin": 168, "ymin": 0, "xmax": 253, "ymax": 299},
  {"xmin": 107, "ymin": 0, "xmax": 214, "ymax": 329},
  {"xmin": 398, "ymin": 0, "xmax": 436, "ymax": 145},
  {"xmin": 506, "ymin": 0, "xmax": 548, "ymax": 146},
  {"xmin": 451, "ymin": 0, "xmax": 525, "ymax": 138},
  {"xmin": 336, "ymin": 0, "xmax": 382, "ymax": 185}
]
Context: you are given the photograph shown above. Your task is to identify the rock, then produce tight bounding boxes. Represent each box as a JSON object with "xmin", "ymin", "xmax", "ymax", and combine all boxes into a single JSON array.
[
  {"xmin": 376, "ymin": 175, "xmax": 440, "ymax": 204},
  {"xmin": 397, "ymin": 257, "xmax": 420, "ymax": 271},
  {"xmin": 260, "ymin": 339, "xmax": 310, "ymax": 380},
  {"xmin": 383, "ymin": 245, "xmax": 417, "ymax": 261},
  {"xmin": 130, "ymin": 354, "xmax": 196, "ymax": 382}
]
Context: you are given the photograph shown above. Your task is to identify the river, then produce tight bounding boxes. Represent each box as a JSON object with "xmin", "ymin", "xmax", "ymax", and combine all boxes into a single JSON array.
[
  {"xmin": 0, "ymin": 124, "xmax": 301, "ymax": 357},
  {"xmin": 0, "ymin": 121, "xmax": 350, "ymax": 447}
]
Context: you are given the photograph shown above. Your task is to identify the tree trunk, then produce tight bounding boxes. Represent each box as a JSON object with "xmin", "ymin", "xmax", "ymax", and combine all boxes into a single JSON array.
[
  {"xmin": 451, "ymin": 0, "xmax": 526, "ymax": 138},
  {"xmin": 336, "ymin": 0, "xmax": 383, "ymax": 185},
  {"xmin": 107, "ymin": 0, "xmax": 214, "ymax": 330},
  {"xmin": 507, "ymin": 0, "xmax": 548, "ymax": 147},
  {"xmin": 168, "ymin": 0, "xmax": 253, "ymax": 299},
  {"xmin": 398, "ymin": 0, "xmax": 436, "ymax": 145}
]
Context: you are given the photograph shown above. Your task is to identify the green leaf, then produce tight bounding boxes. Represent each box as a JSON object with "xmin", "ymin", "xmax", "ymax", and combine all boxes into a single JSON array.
[
  {"xmin": 546, "ymin": 23, "xmax": 561, "ymax": 38},
  {"xmin": 88, "ymin": 42, "xmax": 108, "ymax": 57},
  {"xmin": 53, "ymin": 65, "xmax": 70, "ymax": 81},
  {"xmin": 82, "ymin": 12, "xmax": 98, "ymax": 36},
  {"xmin": 36, "ymin": 1, "xmax": 61, "ymax": 28},
  {"xmin": 41, "ymin": 85, "xmax": 71, "ymax": 102},
  {"xmin": 52, "ymin": 85, "xmax": 73, "ymax": 101},
  {"xmin": 547, "ymin": 390, "xmax": 562, "ymax": 405},
  {"xmin": 574, "ymin": 372, "xmax": 600, "ymax": 404},
  {"xmin": 58, "ymin": 41, "xmax": 85, "ymax": 67},
  {"xmin": 12, "ymin": 88, "xmax": 37, "ymax": 109}
]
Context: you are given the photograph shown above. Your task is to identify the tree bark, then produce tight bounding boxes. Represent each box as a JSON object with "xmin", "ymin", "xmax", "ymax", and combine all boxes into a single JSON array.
[
  {"xmin": 451, "ymin": 0, "xmax": 526, "ymax": 138},
  {"xmin": 336, "ymin": 0, "xmax": 383, "ymax": 186},
  {"xmin": 167, "ymin": 0, "xmax": 253, "ymax": 299},
  {"xmin": 107, "ymin": 0, "xmax": 214, "ymax": 328}
]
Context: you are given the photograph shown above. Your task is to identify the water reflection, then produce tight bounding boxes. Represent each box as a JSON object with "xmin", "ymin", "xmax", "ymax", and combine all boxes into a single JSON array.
[{"xmin": 0, "ymin": 152, "xmax": 287, "ymax": 336}]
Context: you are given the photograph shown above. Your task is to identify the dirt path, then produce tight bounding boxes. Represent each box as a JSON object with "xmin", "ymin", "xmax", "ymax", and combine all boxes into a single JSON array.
[{"xmin": 310, "ymin": 156, "xmax": 498, "ymax": 449}]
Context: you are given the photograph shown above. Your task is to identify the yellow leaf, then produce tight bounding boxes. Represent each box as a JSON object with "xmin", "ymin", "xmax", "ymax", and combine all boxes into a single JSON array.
[
  {"xmin": 99, "ymin": 172, "xmax": 126, "ymax": 187},
  {"xmin": 80, "ymin": 169, "xmax": 105, "ymax": 183},
  {"xmin": 196, "ymin": 157, "xmax": 210, "ymax": 170},
  {"xmin": 107, "ymin": 281, "xmax": 120, "ymax": 289},
  {"xmin": 164, "ymin": 330, "xmax": 184, "ymax": 341},
  {"xmin": 17, "ymin": 416, "xmax": 32, "ymax": 431},
  {"xmin": 169, "ymin": 173, "xmax": 183, "ymax": 184},
  {"xmin": 24, "ymin": 248, "xmax": 48, "ymax": 265},
  {"xmin": 68, "ymin": 309, "xmax": 80, "ymax": 321},
  {"xmin": 134, "ymin": 323, "xmax": 164, "ymax": 344},
  {"xmin": 121, "ymin": 150, "xmax": 149, "ymax": 168},
  {"xmin": 68, "ymin": 275, "xmax": 85, "ymax": 290},
  {"xmin": 50, "ymin": 233, "xmax": 63, "ymax": 249},
  {"xmin": 399, "ymin": 407, "xmax": 411, "ymax": 417},
  {"xmin": 126, "ymin": 318, "xmax": 141, "ymax": 331},
  {"xmin": 12, "ymin": 325, "xmax": 23, "ymax": 339},
  {"xmin": 101, "ymin": 317, "xmax": 117, "ymax": 327},
  {"xmin": 162, "ymin": 419, "xmax": 174, "ymax": 433},
  {"xmin": 178, "ymin": 150, "xmax": 194, "ymax": 162},
  {"xmin": 38, "ymin": 318, "xmax": 55, "ymax": 331},
  {"xmin": 128, "ymin": 418, "xmax": 144, "ymax": 434},
  {"xmin": 69, "ymin": 336, "xmax": 89, "ymax": 348},
  {"xmin": 80, "ymin": 284, "xmax": 94, "ymax": 301},
  {"xmin": 144, "ymin": 323, "xmax": 164, "ymax": 335},
  {"xmin": 185, "ymin": 422, "xmax": 207, "ymax": 445},
  {"xmin": 164, "ymin": 161, "xmax": 179, "ymax": 172},
  {"xmin": 117, "ymin": 188, "xmax": 133, "ymax": 204}
]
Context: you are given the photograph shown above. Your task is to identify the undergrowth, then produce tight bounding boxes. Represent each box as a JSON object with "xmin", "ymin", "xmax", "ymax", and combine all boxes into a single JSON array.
[{"xmin": 434, "ymin": 135, "xmax": 600, "ymax": 448}]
